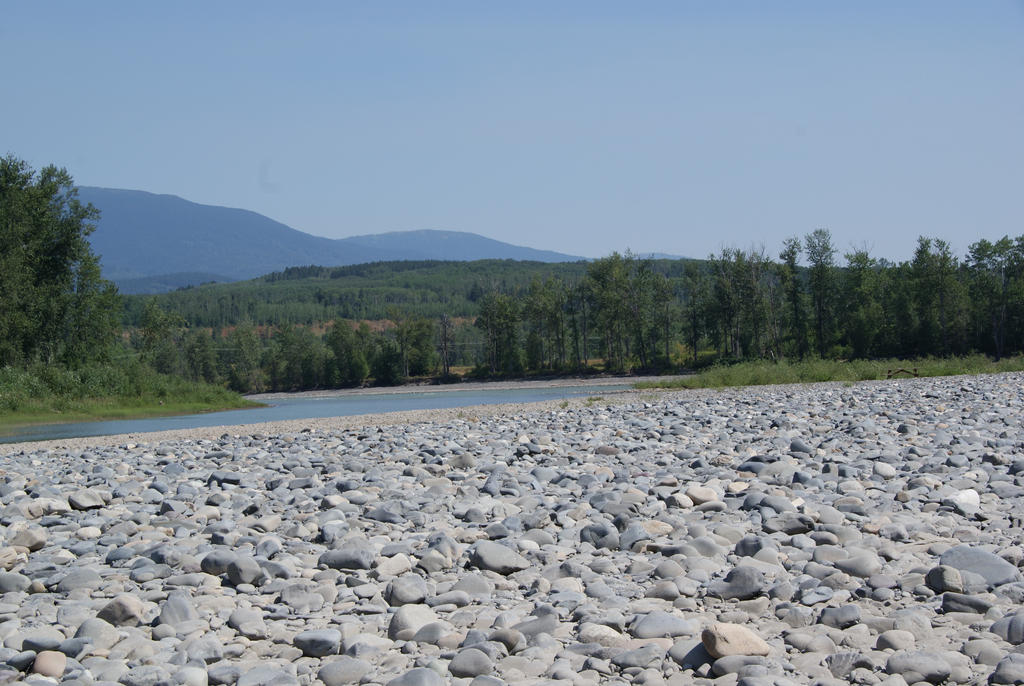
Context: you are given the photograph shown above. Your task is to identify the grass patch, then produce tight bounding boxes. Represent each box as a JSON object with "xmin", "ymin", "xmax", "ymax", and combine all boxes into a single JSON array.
[
  {"xmin": 635, "ymin": 354, "xmax": 1024, "ymax": 390},
  {"xmin": 0, "ymin": 361, "xmax": 259, "ymax": 434}
]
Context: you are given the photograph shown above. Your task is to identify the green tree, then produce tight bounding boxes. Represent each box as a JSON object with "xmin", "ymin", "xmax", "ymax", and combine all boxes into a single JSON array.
[
  {"xmin": 804, "ymin": 229, "xmax": 837, "ymax": 358},
  {"xmin": 680, "ymin": 262, "xmax": 708, "ymax": 366},
  {"xmin": 586, "ymin": 253, "xmax": 631, "ymax": 371},
  {"xmin": 438, "ymin": 314, "xmax": 454, "ymax": 377},
  {"xmin": 967, "ymin": 237, "xmax": 1023, "ymax": 359},
  {"xmin": 371, "ymin": 337, "xmax": 404, "ymax": 385},
  {"xmin": 475, "ymin": 292, "xmax": 522, "ymax": 374},
  {"xmin": 778, "ymin": 238, "xmax": 808, "ymax": 359},
  {"xmin": 326, "ymin": 320, "xmax": 369, "ymax": 387},
  {"xmin": 139, "ymin": 299, "xmax": 186, "ymax": 375},
  {"xmin": 392, "ymin": 313, "xmax": 436, "ymax": 377},
  {"xmin": 224, "ymin": 322, "xmax": 264, "ymax": 392},
  {"xmin": 841, "ymin": 248, "xmax": 885, "ymax": 358},
  {"xmin": 0, "ymin": 155, "xmax": 120, "ymax": 366},
  {"xmin": 184, "ymin": 329, "xmax": 219, "ymax": 384}
]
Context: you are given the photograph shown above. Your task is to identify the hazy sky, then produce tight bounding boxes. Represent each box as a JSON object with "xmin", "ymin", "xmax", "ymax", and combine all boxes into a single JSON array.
[{"xmin": 4, "ymin": 2, "xmax": 1022, "ymax": 262}]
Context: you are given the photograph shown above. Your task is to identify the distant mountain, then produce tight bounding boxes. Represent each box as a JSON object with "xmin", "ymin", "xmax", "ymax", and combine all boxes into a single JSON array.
[
  {"xmin": 341, "ymin": 230, "xmax": 578, "ymax": 263},
  {"xmin": 77, "ymin": 187, "xmax": 582, "ymax": 294}
]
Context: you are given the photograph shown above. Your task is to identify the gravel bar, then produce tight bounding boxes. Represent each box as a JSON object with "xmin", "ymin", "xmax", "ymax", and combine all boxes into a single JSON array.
[{"xmin": 0, "ymin": 373, "xmax": 1022, "ymax": 685}]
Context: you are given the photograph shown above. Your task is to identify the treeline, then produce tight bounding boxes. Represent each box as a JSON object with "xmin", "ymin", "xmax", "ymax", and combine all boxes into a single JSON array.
[
  {"xmin": 123, "ymin": 260, "xmax": 590, "ymax": 328},
  {"xmin": 0, "ymin": 156, "xmax": 245, "ymax": 416},
  {"xmin": 128, "ymin": 230, "xmax": 1024, "ymax": 394},
  {"xmin": 5, "ymin": 155, "xmax": 1022, "ymax": 404}
]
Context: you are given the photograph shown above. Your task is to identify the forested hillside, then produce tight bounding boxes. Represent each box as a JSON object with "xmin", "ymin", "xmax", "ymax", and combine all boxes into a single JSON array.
[
  {"xmin": 124, "ymin": 231, "xmax": 1024, "ymax": 394},
  {"xmin": 79, "ymin": 187, "xmax": 582, "ymax": 292},
  {"xmin": 123, "ymin": 260, "xmax": 591, "ymax": 327}
]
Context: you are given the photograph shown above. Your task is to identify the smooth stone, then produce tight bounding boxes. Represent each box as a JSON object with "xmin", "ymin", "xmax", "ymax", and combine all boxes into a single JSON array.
[
  {"xmin": 0, "ymin": 573, "xmax": 30, "ymax": 593},
  {"xmin": 819, "ymin": 605, "xmax": 861, "ymax": 629},
  {"xmin": 385, "ymin": 667, "xmax": 445, "ymax": 686},
  {"xmin": 940, "ymin": 592, "xmax": 992, "ymax": 614},
  {"xmin": 939, "ymin": 545, "xmax": 1021, "ymax": 589},
  {"xmin": 97, "ymin": 594, "xmax": 147, "ymax": 627},
  {"xmin": 629, "ymin": 611, "xmax": 700, "ymax": 639},
  {"xmin": 159, "ymin": 592, "xmax": 199, "ymax": 625},
  {"xmin": 31, "ymin": 650, "xmax": 67, "ymax": 677},
  {"xmin": 226, "ymin": 556, "xmax": 264, "ymax": 586},
  {"xmin": 610, "ymin": 643, "xmax": 666, "ymax": 669},
  {"xmin": 925, "ymin": 565, "xmax": 963, "ymax": 594},
  {"xmin": 68, "ymin": 489, "xmax": 105, "ymax": 510},
  {"xmin": 990, "ymin": 610, "xmax": 1024, "ymax": 644},
  {"xmin": 875, "ymin": 630, "xmax": 915, "ymax": 651},
  {"xmin": 707, "ymin": 567, "xmax": 768, "ymax": 601},
  {"xmin": 469, "ymin": 541, "xmax": 530, "ymax": 575},
  {"xmin": 55, "ymin": 568, "xmax": 102, "ymax": 592},
  {"xmin": 701, "ymin": 623, "xmax": 771, "ymax": 658},
  {"xmin": 74, "ymin": 618, "xmax": 120, "ymax": 651},
  {"xmin": 236, "ymin": 665, "xmax": 298, "ymax": 686},
  {"xmin": 990, "ymin": 654, "xmax": 1024, "ymax": 685},
  {"xmin": 884, "ymin": 650, "xmax": 951, "ymax": 684},
  {"xmin": 388, "ymin": 605, "xmax": 439, "ymax": 641},
  {"xmin": 294, "ymin": 629, "xmax": 342, "ymax": 657},
  {"xmin": 448, "ymin": 648, "xmax": 494, "ymax": 677},
  {"xmin": 386, "ymin": 575, "xmax": 428, "ymax": 606},
  {"xmin": 200, "ymin": 550, "xmax": 237, "ymax": 576},
  {"xmin": 318, "ymin": 657, "xmax": 372, "ymax": 686}
]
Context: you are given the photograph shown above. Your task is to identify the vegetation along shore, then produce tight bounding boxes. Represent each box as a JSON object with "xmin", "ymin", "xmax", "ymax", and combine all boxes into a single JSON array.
[{"xmin": 2, "ymin": 153, "xmax": 1024, "ymax": 431}]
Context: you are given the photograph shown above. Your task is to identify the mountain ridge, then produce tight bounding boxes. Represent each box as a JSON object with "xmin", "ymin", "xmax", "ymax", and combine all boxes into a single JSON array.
[{"xmin": 77, "ymin": 187, "xmax": 583, "ymax": 294}]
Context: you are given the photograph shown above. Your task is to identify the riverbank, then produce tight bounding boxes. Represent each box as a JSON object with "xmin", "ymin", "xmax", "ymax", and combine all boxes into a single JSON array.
[
  {"xmin": 0, "ymin": 384, "xmax": 657, "ymax": 454},
  {"xmin": 1, "ymin": 375, "xmax": 677, "ymax": 451},
  {"xmin": 245, "ymin": 374, "xmax": 671, "ymax": 401},
  {"xmin": 0, "ymin": 372, "xmax": 1022, "ymax": 684},
  {"xmin": 0, "ymin": 362, "xmax": 258, "ymax": 434}
]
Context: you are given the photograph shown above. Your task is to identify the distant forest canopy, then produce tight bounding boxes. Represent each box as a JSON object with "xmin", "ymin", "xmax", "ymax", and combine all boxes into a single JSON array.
[
  {"xmin": 121, "ymin": 230, "xmax": 1024, "ymax": 393},
  {"xmin": 4, "ymin": 154, "xmax": 1020, "ymax": 398}
]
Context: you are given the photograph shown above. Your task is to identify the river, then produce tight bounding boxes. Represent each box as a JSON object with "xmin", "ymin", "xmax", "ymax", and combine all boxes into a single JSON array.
[{"xmin": 0, "ymin": 381, "xmax": 633, "ymax": 444}]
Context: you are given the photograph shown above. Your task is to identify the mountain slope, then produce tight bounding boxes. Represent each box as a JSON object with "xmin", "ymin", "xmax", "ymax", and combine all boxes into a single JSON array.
[
  {"xmin": 343, "ymin": 230, "xmax": 578, "ymax": 263},
  {"xmin": 77, "ymin": 187, "xmax": 582, "ymax": 293},
  {"xmin": 78, "ymin": 188, "xmax": 396, "ymax": 285}
]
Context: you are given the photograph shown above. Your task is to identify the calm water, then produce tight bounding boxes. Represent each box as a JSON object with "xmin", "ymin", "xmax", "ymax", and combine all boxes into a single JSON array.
[{"xmin": 1, "ymin": 383, "xmax": 629, "ymax": 444}]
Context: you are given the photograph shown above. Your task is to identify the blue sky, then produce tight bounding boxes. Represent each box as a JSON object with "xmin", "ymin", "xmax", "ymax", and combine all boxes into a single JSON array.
[{"xmin": 3, "ymin": 2, "xmax": 1022, "ymax": 262}]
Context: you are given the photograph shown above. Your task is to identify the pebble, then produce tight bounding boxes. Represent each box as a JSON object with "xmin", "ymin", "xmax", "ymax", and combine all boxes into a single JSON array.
[{"xmin": 0, "ymin": 372, "xmax": 1022, "ymax": 685}]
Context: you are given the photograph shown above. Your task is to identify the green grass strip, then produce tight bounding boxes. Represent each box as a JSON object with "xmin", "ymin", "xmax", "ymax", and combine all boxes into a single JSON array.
[{"xmin": 635, "ymin": 354, "xmax": 1024, "ymax": 390}]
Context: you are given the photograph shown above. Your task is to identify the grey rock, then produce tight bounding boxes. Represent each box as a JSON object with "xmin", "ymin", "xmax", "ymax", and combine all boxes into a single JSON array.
[
  {"xmin": 294, "ymin": 629, "xmax": 342, "ymax": 657},
  {"xmin": 939, "ymin": 545, "xmax": 1021, "ymax": 589},
  {"xmin": 385, "ymin": 667, "xmax": 445, "ymax": 686},
  {"xmin": 990, "ymin": 610, "xmax": 1024, "ymax": 644},
  {"xmin": 386, "ymin": 575, "xmax": 428, "ymax": 606},
  {"xmin": 885, "ymin": 650, "xmax": 951, "ymax": 684},
  {"xmin": 318, "ymin": 657, "xmax": 372, "ymax": 686},
  {"xmin": 226, "ymin": 556, "xmax": 264, "ymax": 586},
  {"xmin": 629, "ymin": 611, "xmax": 700, "ymax": 639},
  {"xmin": 158, "ymin": 592, "xmax": 199, "ymax": 625},
  {"xmin": 468, "ymin": 541, "xmax": 529, "ymax": 575},
  {"xmin": 707, "ymin": 567, "xmax": 768, "ymax": 600},
  {"xmin": 319, "ymin": 548, "xmax": 374, "ymax": 570},
  {"xmin": 990, "ymin": 653, "xmax": 1024, "ymax": 685},
  {"xmin": 448, "ymin": 648, "xmax": 493, "ymax": 677},
  {"xmin": 940, "ymin": 591, "xmax": 992, "ymax": 614},
  {"xmin": 611, "ymin": 643, "xmax": 665, "ymax": 669},
  {"xmin": 237, "ymin": 665, "xmax": 298, "ymax": 686},
  {"xmin": 819, "ymin": 605, "xmax": 861, "ymax": 629},
  {"xmin": 96, "ymin": 594, "xmax": 146, "ymax": 626}
]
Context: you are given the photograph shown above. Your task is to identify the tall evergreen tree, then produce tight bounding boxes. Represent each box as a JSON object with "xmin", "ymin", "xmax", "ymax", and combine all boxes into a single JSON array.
[{"xmin": 0, "ymin": 156, "xmax": 120, "ymax": 366}]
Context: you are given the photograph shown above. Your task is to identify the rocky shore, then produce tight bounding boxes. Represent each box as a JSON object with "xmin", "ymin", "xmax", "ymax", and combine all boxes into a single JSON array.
[{"xmin": 0, "ymin": 373, "xmax": 1023, "ymax": 686}]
